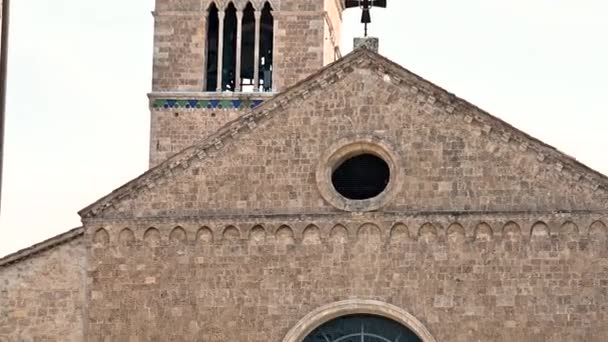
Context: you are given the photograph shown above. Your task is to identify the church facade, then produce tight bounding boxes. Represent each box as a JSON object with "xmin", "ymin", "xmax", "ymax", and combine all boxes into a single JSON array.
[{"xmin": 2, "ymin": 1, "xmax": 608, "ymax": 341}]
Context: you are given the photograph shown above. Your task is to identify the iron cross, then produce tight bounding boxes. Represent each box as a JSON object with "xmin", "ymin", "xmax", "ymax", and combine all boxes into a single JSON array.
[{"xmin": 345, "ymin": 0, "xmax": 388, "ymax": 37}]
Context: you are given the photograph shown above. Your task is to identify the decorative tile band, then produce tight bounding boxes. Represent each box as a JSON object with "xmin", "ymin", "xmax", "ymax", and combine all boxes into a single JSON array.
[{"xmin": 152, "ymin": 99, "xmax": 265, "ymax": 110}]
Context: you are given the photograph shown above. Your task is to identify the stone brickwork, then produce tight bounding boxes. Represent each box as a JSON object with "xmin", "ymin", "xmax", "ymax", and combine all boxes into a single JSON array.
[
  {"xmin": 88, "ymin": 50, "xmax": 608, "ymax": 220},
  {"xmin": 77, "ymin": 49, "xmax": 608, "ymax": 341},
  {"xmin": 3, "ymin": 4, "xmax": 608, "ymax": 339},
  {"xmin": 151, "ymin": 0, "xmax": 342, "ymax": 92},
  {"xmin": 354, "ymin": 37, "xmax": 379, "ymax": 53},
  {"xmin": 84, "ymin": 215, "xmax": 608, "ymax": 341},
  {"xmin": 148, "ymin": 93, "xmax": 273, "ymax": 166},
  {"xmin": 149, "ymin": 0, "xmax": 343, "ymax": 165},
  {"xmin": 0, "ymin": 233, "xmax": 85, "ymax": 342}
]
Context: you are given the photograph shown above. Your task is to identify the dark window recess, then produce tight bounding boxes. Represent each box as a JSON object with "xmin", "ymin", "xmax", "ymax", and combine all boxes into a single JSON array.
[
  {"xmin": 331, "ymin": 154, "xmax": 389, "ymax": 200},
  {"xmin": 205, "ymin": 3, "xmax": 219, "ymax": 91},
  {"xmin": 303, "ymin": 314, "xmax": 422, "ymax": 342},
  {"xmin": 222, "ymin": 3, "xmax": 238, "ymax": 91},
  {"xmin": 259, "ymin": 2, "xmax": 274, "ymax": 92},
  {"xmin": 239, "ymin": 3, "xmax": 256, "ymax": 90},
  {"xmin": 205, "ymin": 1, "xmax": 274, "ymax": 92}
]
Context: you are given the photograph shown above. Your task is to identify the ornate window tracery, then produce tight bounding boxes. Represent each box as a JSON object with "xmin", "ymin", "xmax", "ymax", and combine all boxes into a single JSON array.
[{"xmin": 303, "ymin": 315, "xmax": 422, "ymax": 342}]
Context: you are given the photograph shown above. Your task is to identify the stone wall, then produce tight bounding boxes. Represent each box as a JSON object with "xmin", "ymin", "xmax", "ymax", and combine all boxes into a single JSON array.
[
  {"xmin": 85, "ymin": 214, "xmax": 608, "ymax": 341},
  {"xmin": 0, "ymin": 237, "xmax": 85, "ymax": 342},
  {"xmin": 149, "ymin": 0, "xmax": 343, "ymax": 165},
  {"xmin": 151, "ymin": 0, "xmax": 341, "ymax": 92},
  {"xmin": 150, "ymin": 106, "xmax": 243, "ymax": 166},
  {"xmin": 102, "ymin": 54, "xmax": 608, "ymax": 220},
  {"xmin": 148, "ymin": 93, "xmax": 273, "ymax": 166},
  {"xmin": 151, "ymin": 9, "xmax": 205, "ymax": 92}
]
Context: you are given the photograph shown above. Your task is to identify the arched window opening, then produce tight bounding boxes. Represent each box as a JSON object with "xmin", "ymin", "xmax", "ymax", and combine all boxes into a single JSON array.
[
  {"xmin": 222, "ymin": 3, "xmax": 238, "ymax": 91},
  {"xmin": 240, "ymin": 2, "xmax": 256, "ymax": 92},
  {"xmin": 204, "ymin": 1, "xmax": 274, "ymax": 93},
  {"xmin": 259, "ymin": 2, "xmax": 274, "ymax": 92},
  {"xmin": 303, "ymin": 315, "xmax": 422, "ymax": 342},
  {"xmin": 205, "ymin": 3, "xmax": 219, "ymax": 91}
]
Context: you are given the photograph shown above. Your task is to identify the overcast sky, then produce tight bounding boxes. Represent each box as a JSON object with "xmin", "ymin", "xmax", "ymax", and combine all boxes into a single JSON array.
[{"xmin": 1, "ymin": 0, "xmax": 607, "ymax": 257}]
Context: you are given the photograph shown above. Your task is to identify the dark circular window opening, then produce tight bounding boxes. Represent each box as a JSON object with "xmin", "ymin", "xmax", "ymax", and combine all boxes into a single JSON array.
[{"xmin": 331, "ymin": 154, "xmax": 390, "ymax": 200}]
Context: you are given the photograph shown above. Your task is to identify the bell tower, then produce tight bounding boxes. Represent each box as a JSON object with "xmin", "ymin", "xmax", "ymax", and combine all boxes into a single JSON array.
[{"xmin": 149, "ymin": 0, "xmax": 344, "ymax": 166}]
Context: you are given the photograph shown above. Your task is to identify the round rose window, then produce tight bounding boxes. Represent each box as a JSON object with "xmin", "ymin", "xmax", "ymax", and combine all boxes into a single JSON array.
[{"xmin": 331, "ymin": 154, "xmax": 390, "ymax": 200}]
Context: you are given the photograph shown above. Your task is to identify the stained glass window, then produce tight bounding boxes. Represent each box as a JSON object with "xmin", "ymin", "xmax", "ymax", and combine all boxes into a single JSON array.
[{"xmin": 303, "ymin": 314, "xmax": 422, "ymax": 342}]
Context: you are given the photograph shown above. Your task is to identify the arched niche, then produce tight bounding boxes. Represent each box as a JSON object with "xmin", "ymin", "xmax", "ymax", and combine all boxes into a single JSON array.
[
  {"xmin": 282, "ymin": 300, "xmax": 436, "ymax": 342},
  {"xmin": 93, "ymin": 228, "xmax": 110, "ymax": 246},
  {"xmin": 118, "ymin": 228, "xmax": 135, "ymax": 246}
]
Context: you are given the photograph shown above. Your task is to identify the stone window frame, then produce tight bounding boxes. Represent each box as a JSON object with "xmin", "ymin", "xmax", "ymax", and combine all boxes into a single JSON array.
[
  {"xmin": 282, "ymin": 299, "xmax": 437, "ymax": 342},
  {"xmin": 316, "ymin": 134, "xmax": 402, "ymax": 212}
]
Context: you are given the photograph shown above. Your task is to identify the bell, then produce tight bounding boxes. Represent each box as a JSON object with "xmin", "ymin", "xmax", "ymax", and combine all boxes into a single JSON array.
[{"xmin": 361, "ymin": 9, "xmax": 371, "ymax": 24}]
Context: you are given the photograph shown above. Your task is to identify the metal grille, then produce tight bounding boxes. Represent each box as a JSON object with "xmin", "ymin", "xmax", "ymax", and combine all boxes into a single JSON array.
[
  {"xmin": 303, "ymin": 314, "xmax": 422, "ymax": 342},
  {"xmin": 331, "ymin": 154, "xmax": 390, "ymax": 200}
]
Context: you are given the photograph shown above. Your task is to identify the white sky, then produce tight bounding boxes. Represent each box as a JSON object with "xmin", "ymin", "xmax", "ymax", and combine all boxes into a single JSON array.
[{"xmin": 1, "ymin": 0, "xmax": 607, "ymax": 257}]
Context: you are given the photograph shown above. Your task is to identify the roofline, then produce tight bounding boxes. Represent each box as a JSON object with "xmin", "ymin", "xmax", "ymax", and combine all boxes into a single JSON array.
[
  {"xmin": 79, "ymin": 47, "xmax": 608, "ymax": 218},
  {"xmin": 78, "ymin": 48, "xmax": 371, "ymax": 218},
  {"xmin": 0, "ymin": 226, "xmax": 84, "ymax": 268},
  {"xmin": 367, "ymin": 51, "xmax": 608, "ymax": 189}
]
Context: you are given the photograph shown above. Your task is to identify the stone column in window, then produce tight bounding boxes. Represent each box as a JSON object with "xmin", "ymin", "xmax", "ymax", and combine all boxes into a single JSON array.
[
  {"xmin": 216, "ymin": 10, "xmax": 226, "ymax": 92},
  {"xmin": 235, "ymin": 9, "xmax": 244, "ymax": 92},
  {"xmin": 253, "ymin": 10, "xmax": 261, "ymax": 91},
  {"xmin": 272, "ymin": 13, "xmax": 278, "ymax": 92}
]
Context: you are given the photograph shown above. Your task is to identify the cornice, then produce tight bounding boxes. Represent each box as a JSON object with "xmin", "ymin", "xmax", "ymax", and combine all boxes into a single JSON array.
[{"xmin": 0, "ymin": 227, "xmax": 84, "ymax": 268}]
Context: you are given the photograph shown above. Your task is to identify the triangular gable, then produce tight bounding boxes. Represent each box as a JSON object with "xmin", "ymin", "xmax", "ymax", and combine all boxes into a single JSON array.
[{"xmin": 79, "ymin": 48, "xmax": 608, "ymax": 218}]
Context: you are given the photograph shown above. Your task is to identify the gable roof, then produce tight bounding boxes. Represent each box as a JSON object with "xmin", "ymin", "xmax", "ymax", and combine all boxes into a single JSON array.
[
  {"xmin": 0, "ymin": 227, "xmax": 84, "ymax": 268},
  {"xmin": 79, "ymin": 48, "xmax": 608, "ymax": 219}
]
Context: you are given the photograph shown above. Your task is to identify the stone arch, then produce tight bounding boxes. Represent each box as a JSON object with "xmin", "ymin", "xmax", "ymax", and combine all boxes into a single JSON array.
[
  {"xmin": 302, "ymin": 225, "xmax": 322, "ymax": 245},
  {"xmin": 282, "ymin": 299, "xmax": 437, "ymax": 342},
  {"xmin": 196, "ymin": 226, "xmax": 214, "ymax": 244},
  {"xmin": 144, "ymin": 227, "xmax": 161, "ymax": 245},
  {"xmin": 447, "ymin": 223, "xmax": 465, "ymax": 243},
  {"xmin": 238, "ymin": 0, "xmax": 253, "ymax": 11},
  {"xmin": 275, "ymin": 225, "xmax": 295, "ymax": 244},
  {"xmin": 118, "ymin": 228, "xmax": 135, "ymax": 246},
  {"xmin": 531, "ymin": 221, "xmax": 550, "ymax": 239},
  {"xmin": 169, "ymin": 226, "xmax": 188, "ymax": 242},
  {"xmin": 419, "ymin": 223, "xmax": 438, "ymax": 242},
  {"xmin": 93, "ymin": 228, "xmax": 110, "ymax": 246},
  {"xmin": 389, "ymin": 223, "xmax": 410, "ymax": 243},
  {"xmin": 261, "ymin": 0, "xmax": 276, "ymax": 11},
  {"xmin": 560, "ymin": 221, "xmax": 579, "ymax": 239},
  {"xmin": 205, "ymin": 0, "xmax": 218, "ymax": 11},
  {"xmin": 474, "ymin": 222, "xmax": 493, "ymax": 242},
  {"xmin": 249, "ymin": 225, "xmax": 267, "ymax": 244},
  {"xmin": 223, "ymin": 225, "xmax": 241, "ymax": 242},
  {"xmin": 330, "ymin": 224, "xmax": 350, "ymax": 244},
  {"xmin": 357, "ymin": 223, "xmax": 383, "ymax": 245},
  {"xmin": 222, "ymin": 0, "xmax": 236, "ymax": 11},
  {"xmin": 589, "ymin": 221, "xmax": 607, "ymax": 240},
  {"xmin": 502, "ymin": 221, "xmax": 521, "ymax": 241}
]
